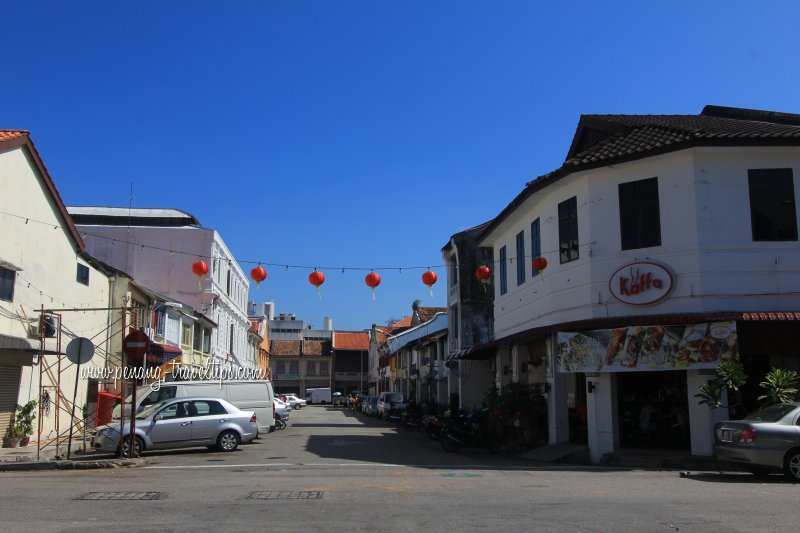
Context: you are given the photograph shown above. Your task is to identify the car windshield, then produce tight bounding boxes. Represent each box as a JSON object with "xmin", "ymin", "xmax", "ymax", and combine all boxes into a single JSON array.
[
  {"xmin": 136, "ymin": 401, "xmax": 166, "ymax": 420},
  {"xmin": 384, "ymin": 393, "xmax": 403, "ymax": 403},
  {"xmin": 744, "ymin": 403, "xmax": 798, "ymax": 422}
]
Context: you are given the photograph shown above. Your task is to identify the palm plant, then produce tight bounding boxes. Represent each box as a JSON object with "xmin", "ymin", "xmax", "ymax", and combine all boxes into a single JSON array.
[{"xmin": 758, "ymin": 368, "xmax": 799, "ymax": 406}]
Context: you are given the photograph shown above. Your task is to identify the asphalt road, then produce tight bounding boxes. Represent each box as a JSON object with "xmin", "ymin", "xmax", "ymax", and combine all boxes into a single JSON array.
[{"xmin": 1, "ymin": 406, "xmax": 797, "ymax": 533}]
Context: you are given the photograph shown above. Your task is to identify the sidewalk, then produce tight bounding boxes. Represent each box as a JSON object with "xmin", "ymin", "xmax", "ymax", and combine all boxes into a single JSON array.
[
  {"xmin": 518, "ymin": 443, "xmax": 741, "ymax": 472},
  {"xmin": 0, "ymin": 440, "xmax": 146, "ymax": 471}
]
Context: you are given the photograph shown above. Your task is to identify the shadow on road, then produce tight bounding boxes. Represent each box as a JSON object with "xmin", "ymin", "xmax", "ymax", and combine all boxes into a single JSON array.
[{"xmin": 681, "ymin": 471, "xmax": 794, "ymax": 484}]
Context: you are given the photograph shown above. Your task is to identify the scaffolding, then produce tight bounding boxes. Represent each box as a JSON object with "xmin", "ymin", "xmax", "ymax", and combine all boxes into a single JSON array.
[{"xmin": 36, "ymin": 305, "xmax": 130, "ymax": 461}]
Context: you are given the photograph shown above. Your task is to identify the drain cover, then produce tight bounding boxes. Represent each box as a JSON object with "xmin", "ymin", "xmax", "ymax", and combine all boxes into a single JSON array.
[
  {"xmin": 247, "ymin": 491, "xmax": 323, "ymax": 500},
  {"xmin": 75, "ymin": 492, "xmax": 164, "ymax": 501}
]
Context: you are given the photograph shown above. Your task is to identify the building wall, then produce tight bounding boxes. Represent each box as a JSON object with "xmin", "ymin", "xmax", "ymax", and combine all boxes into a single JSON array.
[
  {"xmin": 76, "ymin": 225, "xmax": 252, "ymax": 369},
  {"xmin": 1, "ymin": 143, "xmax": 111, "ymax": 440},
  {"xmin": 487, "ymin": 147, "xmax": 800, "ymax": 340}
]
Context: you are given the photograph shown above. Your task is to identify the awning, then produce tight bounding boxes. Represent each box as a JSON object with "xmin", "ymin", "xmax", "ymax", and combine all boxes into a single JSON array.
[
  {"xmin": 0, "ymin": 333, "xmax": 63, "ymax": 355},
  {"xmin": 449, "ymin": 343, "xmax": 497, "ymax": 361},
  {"xmin": 741, "ymin": 312, "xmax": 800, "ymax": 321},
  {"xmin": 148, "ymin": 343, "xmax": 182, "ymax": 365},
  {"xmin": 159, "ymin": 355, "xmax": 183, "ymax": 374},
  {"xmin": 150, "ymin": 342, "xmax": 182, "ymax": 355}
]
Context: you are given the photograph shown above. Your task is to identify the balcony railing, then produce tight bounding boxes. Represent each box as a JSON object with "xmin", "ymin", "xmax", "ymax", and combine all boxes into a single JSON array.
[{"xmin": 449, "ymin": 338, "xmax": 460, "ymax": 353}]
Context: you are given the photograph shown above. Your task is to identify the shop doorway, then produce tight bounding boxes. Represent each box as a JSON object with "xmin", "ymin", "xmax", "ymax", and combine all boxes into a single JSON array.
[
  {"xmin": 568, "ymin": 373, "xmax": 588, "ymax": 444},
  {"xmin": 617, "ymin": 371, "xmax": 690, "ymax": 451}
]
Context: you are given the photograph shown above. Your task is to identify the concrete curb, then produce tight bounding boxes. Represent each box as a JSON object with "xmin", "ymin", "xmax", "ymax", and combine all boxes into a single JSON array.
[{"xmin": 0, "ymin": 458, "xmax": 149, "ymax": 472}]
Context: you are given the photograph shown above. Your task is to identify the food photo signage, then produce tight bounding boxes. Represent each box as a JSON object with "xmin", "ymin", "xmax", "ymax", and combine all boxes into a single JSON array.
[
  {"xmin": 556, "ymin": 322, "xmax": 738, "ymax": 373},
  {"xmin": 609, "ymin": 261, "xmax": 674, "ymax": 306}
]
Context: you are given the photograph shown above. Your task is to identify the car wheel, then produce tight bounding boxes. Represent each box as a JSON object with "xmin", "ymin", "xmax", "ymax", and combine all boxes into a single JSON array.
[
  {"xmin": 119, "ymin": 436, "xmax": 144, "ymax": 458},
  {"xmin": 783, "ymin": 448, "xmax": 800, "ymax": 482},
  {"xmin": 217, "ymin": 430, "xmax": 240, "ymax": 452}
]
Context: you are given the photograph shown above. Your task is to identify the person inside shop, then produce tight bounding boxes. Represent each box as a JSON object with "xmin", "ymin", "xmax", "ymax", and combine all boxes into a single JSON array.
[
  {"xmin": 665, "ymin": 399, "xmax": 688, "ymax": 446},
  {"xmin": 638, "ymin": 397, "xmax": 658, "ymax": 446}
]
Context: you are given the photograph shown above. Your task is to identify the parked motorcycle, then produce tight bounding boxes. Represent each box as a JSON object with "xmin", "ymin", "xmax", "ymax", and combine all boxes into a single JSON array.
[
  {"xmin": 439, "ymin": 411, "xmax": 499, "ymax": 453},
  {"xmin": 274, "ymin": 411, "xmax": 289, "ymax": 430},
  {"xmin": 423, "ymin": 414, "xmax": 444, "ymax": 440},
  {"xmin": 401, "ymin": 407, "xmax": 423, "ymax": 430}
]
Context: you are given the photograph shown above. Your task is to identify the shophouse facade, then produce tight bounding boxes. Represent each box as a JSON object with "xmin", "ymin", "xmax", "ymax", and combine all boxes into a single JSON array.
[
  {"xmin": 332, "ymin": 331, "xmax": 370, "ymax": 395},
  {"xmin": 454, "ymin": 105, "xmax": 800, "ymax": 463},
  {"xmin": 1, "ymin": 130, "xmax": 112, "ymax": 443},
  {"xmin": 384, "ymin": 312, "xmax": 449, "ymax": 406},
  {"xmin": 68, "ymin": 206, "xmax": 253, "ymax": 371},
  {"xmin": 268, "ymin": 312, "xmax": 332, "ymax": 395},
  {"xmin": 442, "ymin": 223, "xmax": 495, "ymax": 410}
]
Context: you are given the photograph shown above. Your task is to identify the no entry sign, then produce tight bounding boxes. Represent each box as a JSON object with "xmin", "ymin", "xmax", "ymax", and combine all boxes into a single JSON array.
[{"xmin": 123, "ymin": 330, "xmax": 150, "ymax": 364}]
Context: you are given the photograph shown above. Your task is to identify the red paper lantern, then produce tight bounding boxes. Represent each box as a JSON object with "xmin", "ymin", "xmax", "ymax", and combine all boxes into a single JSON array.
[
  {"xmin": 309, "ymin": 270, "xmax": 325, "ymax": 300},
  {"xmin": 422, "ymin": 270, "xmax": 438, "ymax": 297},
  {"xmin": 532, "ymin": 256, "xmax": 548, "ymax": 272},
  {"xmin": 250, "ymin": 266, "xmax": 267, "ymax": 288},
  {"xmin": 476, "ymin": 265, "xmax": 491, "ymax": 293},
  {"xmin": 475, "ymin": 265, "xmax": 491, "ymax": 281},
  {"xmin": 365, "ymin": 272, "xmax": 381, "ymax": 300},
  {"xmin": 191, "ymin": 260, "xmax": 209, "ymax": 290}
]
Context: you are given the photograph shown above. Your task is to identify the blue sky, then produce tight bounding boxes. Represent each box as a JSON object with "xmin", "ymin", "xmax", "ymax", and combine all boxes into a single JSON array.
[{"xmin": 3, "ymin": 1, "xmax": 800, "ymax": 330}]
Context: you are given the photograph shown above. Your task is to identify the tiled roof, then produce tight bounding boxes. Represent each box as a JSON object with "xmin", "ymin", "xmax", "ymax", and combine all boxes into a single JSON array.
[
  {"xmin": 0, "ymin": 130, "xmax": 29, "ymax": 142},
  {"xmin": 303, "ymin": 340, "xmax": 330, "ymax": 356},
  {"xmin": 334, "ymin": 331, "xmax": 370, "ymax": 350},
  {"xmin": 391, "ymin": 316, "xmax": 412, "ymax": 328},
  {"xmin": 415, "ymin": 307, "xmax": 448, "ymax": 323},
  {"xmin": 269, "ymin": 340, "xmax": 301, "ymax": 357},
  {"xmin": 564, "ymin": 106, "xmax": 800, "ymax": 168},
  {"xmin": 479, "ymin": 105, "xmax": 800, "ymax": 243}
]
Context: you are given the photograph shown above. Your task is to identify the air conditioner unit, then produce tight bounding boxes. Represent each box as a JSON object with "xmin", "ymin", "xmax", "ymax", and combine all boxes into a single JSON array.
[{"xmin": 29, "ymin": 314, "xmax": 58, "ymax": 339}]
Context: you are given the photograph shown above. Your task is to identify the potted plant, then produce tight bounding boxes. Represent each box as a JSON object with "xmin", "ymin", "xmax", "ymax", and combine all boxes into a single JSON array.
[
  {"xmin": 3, "ymin": 424, "xmax": 21, "ymax": 448},
  {"xmin": 12, "ymin": 400, "xmax": 37, "ymax": 447}
]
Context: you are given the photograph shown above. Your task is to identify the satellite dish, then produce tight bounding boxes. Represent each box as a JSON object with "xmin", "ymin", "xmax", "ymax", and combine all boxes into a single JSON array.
[{"xmin": 66, "ymin": 337, "xmax": 95, "ymax": 365}]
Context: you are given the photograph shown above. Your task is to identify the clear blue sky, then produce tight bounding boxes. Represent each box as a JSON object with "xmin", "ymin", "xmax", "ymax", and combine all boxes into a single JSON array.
[{"xmin": 3, "ymin": 1, "xmax": 799, "ymax": 330}]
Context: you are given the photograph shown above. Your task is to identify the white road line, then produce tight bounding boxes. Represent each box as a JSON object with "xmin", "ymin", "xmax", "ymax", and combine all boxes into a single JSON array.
[{"xmin": 143, "ymin": 462, "xmax": 605, "ymax": 470}]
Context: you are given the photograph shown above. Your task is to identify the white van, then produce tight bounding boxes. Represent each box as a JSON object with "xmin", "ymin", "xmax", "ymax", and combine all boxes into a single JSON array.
[{"xmin": 112, "ymin": 380, "xmax": 275, "ymax": 434}]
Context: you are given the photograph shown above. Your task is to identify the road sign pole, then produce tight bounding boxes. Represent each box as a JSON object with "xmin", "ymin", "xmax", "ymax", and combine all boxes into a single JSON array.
[
  {"xmin": 129, "ymin": 379, "xmax": 137, "ymax": 458},
  {"xmin": 122, "ymin": 328, "xmax": 150, "ymax": 459}
]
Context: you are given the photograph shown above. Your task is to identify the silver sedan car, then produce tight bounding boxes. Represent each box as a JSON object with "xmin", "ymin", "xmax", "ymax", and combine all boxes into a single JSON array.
[
  {"xmin": 92, "ymin": 397, "xmax": 258, "ymax": 457},
  {"xmin": 714, "ymin": 402, "xmax": 800, "ymax": 481}
]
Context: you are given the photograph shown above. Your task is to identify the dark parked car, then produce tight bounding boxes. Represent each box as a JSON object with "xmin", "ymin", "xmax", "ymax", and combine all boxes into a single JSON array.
[{"xmin": 714, "ymin": 402, "xmax": 800, "ymax": 481}]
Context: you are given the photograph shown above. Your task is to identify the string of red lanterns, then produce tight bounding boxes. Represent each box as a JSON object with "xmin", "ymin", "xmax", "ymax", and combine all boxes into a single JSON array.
[{"xmin": 190, "ymin": 255, "xmax": 550, "ymax": 299}]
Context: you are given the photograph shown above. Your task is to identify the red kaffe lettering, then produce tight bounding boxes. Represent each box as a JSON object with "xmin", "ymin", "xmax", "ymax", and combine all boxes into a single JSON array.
[{"xmin": 618, "ymin": 271, "xmax": 664, "ymax": 296}]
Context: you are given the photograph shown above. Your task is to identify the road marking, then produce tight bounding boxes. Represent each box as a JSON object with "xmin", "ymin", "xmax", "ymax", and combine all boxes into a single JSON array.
[{"xmin": 143, "ymin": 462, "xmax": 613, "ymax": 471}]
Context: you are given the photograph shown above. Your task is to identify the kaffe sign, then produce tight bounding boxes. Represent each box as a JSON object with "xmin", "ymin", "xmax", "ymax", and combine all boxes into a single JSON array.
[
  {"xmin": 608, "ymin": 261, "xmax": 674, "ymax": 306},
  {"xmin": 556, "ymin": 322, "xmax": 738, "ymax": 373}
]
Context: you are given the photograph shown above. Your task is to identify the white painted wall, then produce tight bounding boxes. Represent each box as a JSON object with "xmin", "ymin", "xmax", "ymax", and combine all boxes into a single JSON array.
[
  {"xmin": 75, "ymin": 224, "xmax": 253, "ymax": 370},
  {"xmin": 1, "ymin": 144, "xmax": 111, "ymax": 440},
  {"xmin": 484, "ymin": 147, "xmax": 800, "ymax": 340}
]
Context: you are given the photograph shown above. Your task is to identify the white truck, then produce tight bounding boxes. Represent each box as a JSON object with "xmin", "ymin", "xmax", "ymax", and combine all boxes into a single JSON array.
[{"xmin": 305, "ymin": 387, "xmax": 332, "ymax": 405}]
